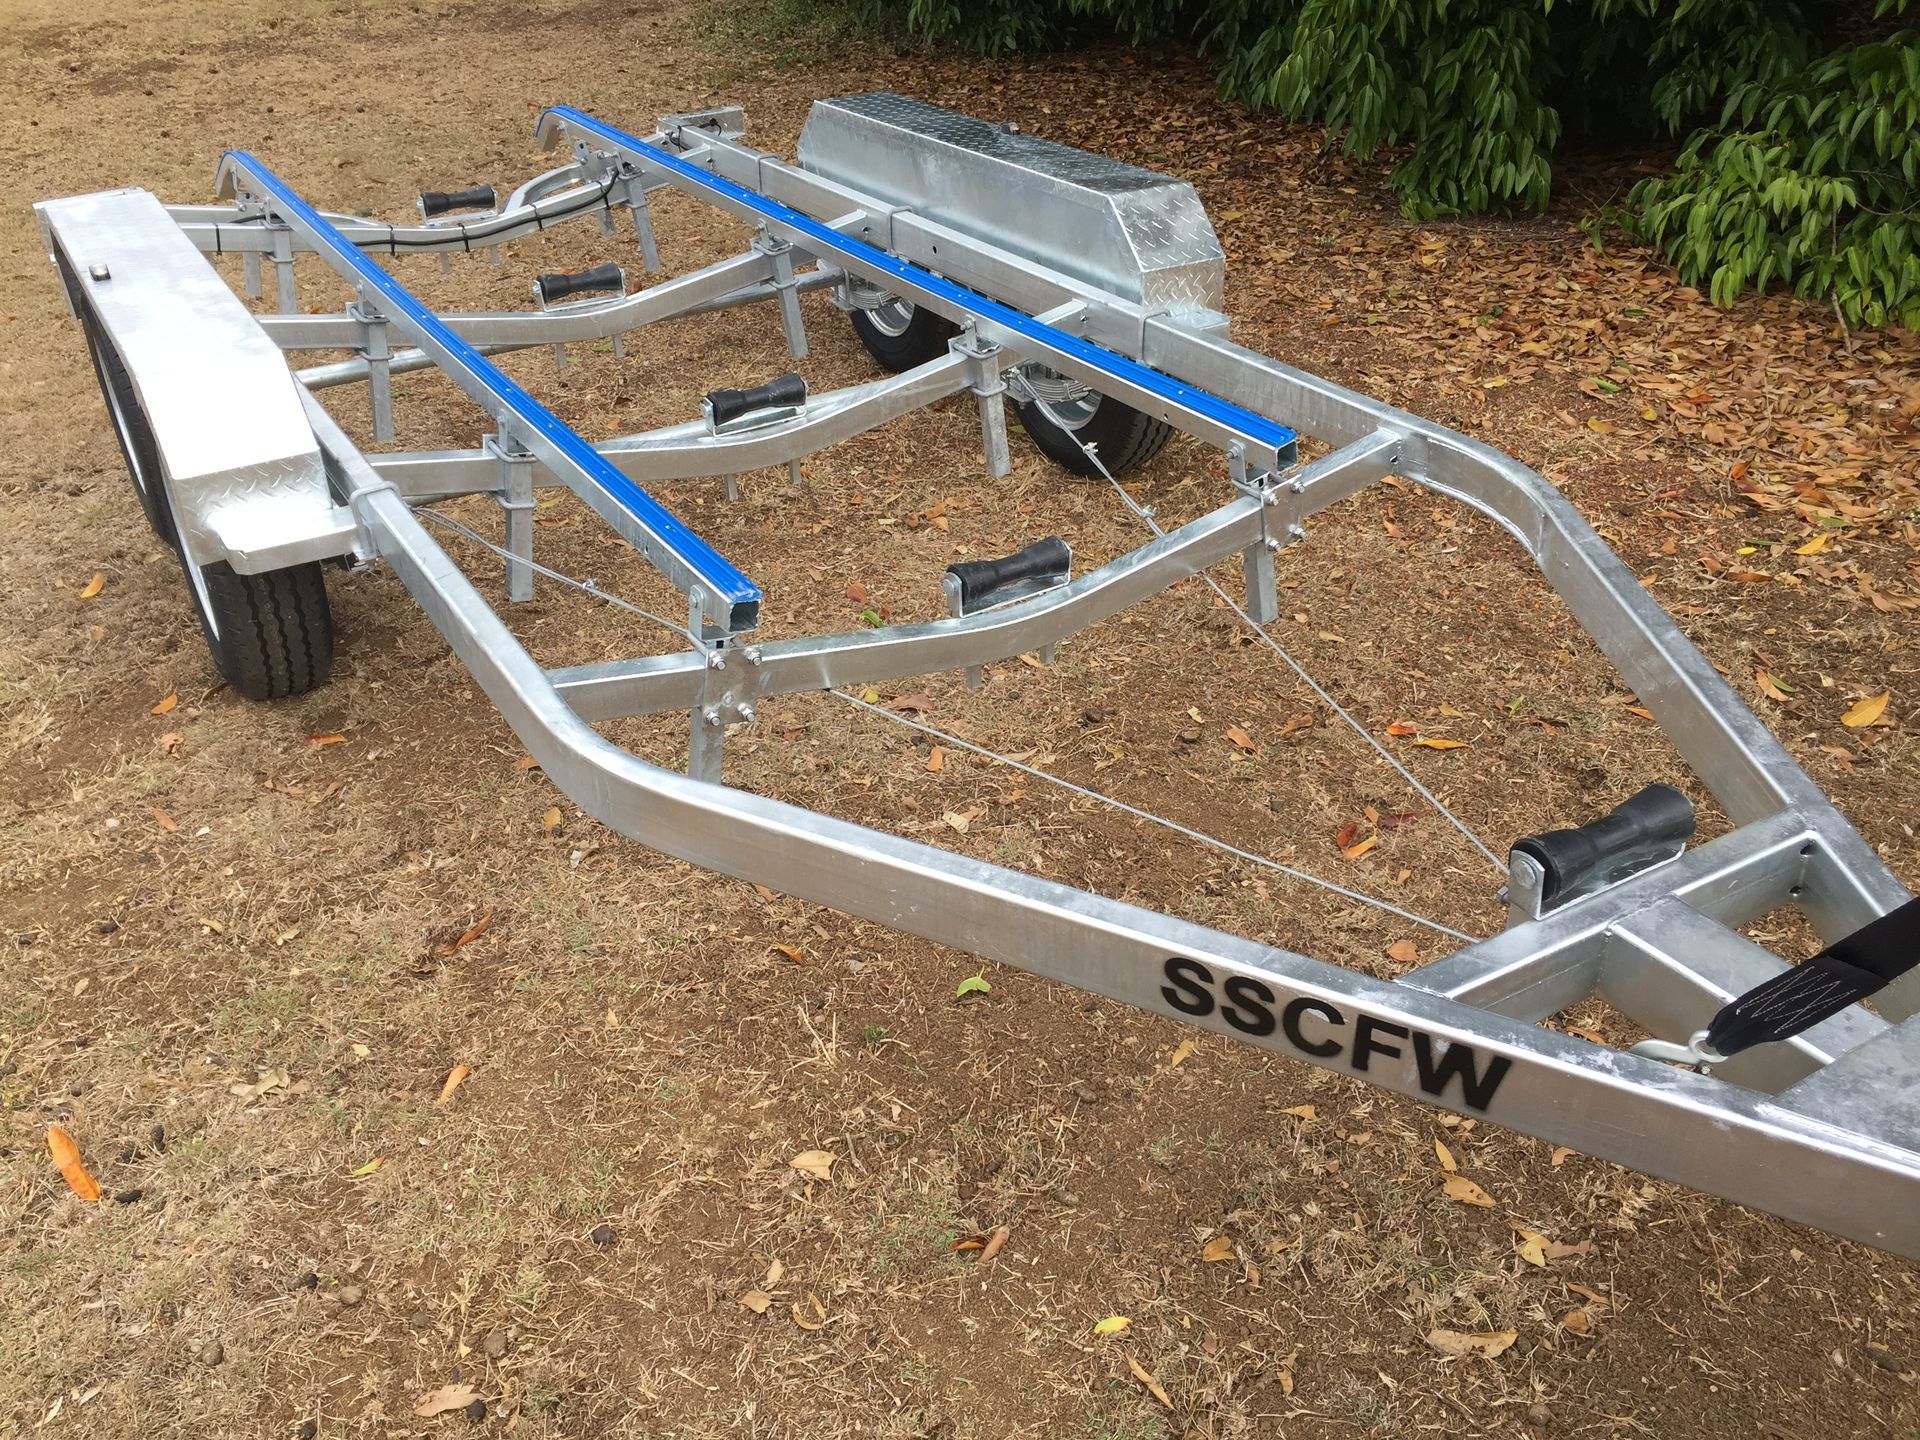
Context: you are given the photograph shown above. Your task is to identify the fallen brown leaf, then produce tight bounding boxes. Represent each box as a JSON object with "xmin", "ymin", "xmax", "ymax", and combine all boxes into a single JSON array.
[
  {"xmin": 1427, "ymin": 1327, "xmax": 1517, "ymax": 1359},
  {"xmin": 1201, "ymin": 1234, "xmax": 1235, "ymax": 1263},
  {"xmin": 436, "ymin": 910, "xmax": 494, "ymax": 957},
  {"xmin": 1126, "ymin": 1354, "xmax": 1172, "ymax": 1407},
  {"xmin": 789, "ymin": 1149, "xmax": 836, "ymax": 1181},
  {"xmin": 413, "ymin": 1384, "xmax": 478, "ymax": 1418},
  {"xmin": 1841, "ymin": 691, "xmax": 1890, "ymax": 728},
  {"xmin": 79, "ymin": 572, "xmax": 105, "ymax": 599},
  {"xmin": 150, "ymin": 691, "xmax": 178, "ymax": 716},
  {"xmin": 1434, "ymin": 1137, "xmax": 1457, "ymax": 1172},
  {"xmin": 1442, "ymin": 1174, "xmax": 1495, "ymax": 1207},
  {"xmin": 151, "ymin": 806, "xmax": 181, "ymax": 834},
  {"xmin": 436, "ymin": 1065, "xmax": 472, "ymax": 1105},
  {"xmin": 739, "ymin": 1289, "xmax": 772, "ymax": 1314},
  {"xmin": 1386, "ymin": 939, "xmax": 1419, "ymax": 966},
  {"xmin": 1513, "ymin": 1227, "xmax": 1549, "ymax": 1267}
]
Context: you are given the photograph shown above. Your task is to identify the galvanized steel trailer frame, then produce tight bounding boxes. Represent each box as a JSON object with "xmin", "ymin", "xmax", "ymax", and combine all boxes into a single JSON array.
[{"xmin": 35, "ymin": 97, "xmax": 1920, "ymax": 1257}]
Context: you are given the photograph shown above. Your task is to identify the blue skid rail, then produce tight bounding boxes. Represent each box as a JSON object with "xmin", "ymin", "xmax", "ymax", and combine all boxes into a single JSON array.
[
  {"xmin": 539, "ymin": 106, "xmax": 1301, "ymax": 470},
  {"xmin": 218, "ymin": 151, "xmax": 764, "ymax": 632}
]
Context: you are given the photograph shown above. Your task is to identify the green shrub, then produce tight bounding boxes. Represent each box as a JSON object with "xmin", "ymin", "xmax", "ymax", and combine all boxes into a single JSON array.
[
  {"xmin": 843, "ymin": 0, "xmax": 1920, "ymax": 327},
  {"xmin": 1628, "ymin": 21, "xmax": 1920, "ymax": 328}
]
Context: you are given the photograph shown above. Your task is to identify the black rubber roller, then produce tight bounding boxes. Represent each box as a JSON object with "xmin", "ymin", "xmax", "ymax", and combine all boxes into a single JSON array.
[
  {"xmin": 535, "ymin": 263, "xmax": 626, "ymax": 306},
  {"xmin": 705, "ymin": 372, "xmax": 807, "ymax": 427},
  {"xmin": 1511, "ymin": 782, "xmax": 1695, "ymax": 910},
  {"xmin": 418, "ymin": 185, "xmax": 496, "ymax": 217},
  {"xmin": 946, "ymin": 536, "xmax": 1071, "ymax": 611}
]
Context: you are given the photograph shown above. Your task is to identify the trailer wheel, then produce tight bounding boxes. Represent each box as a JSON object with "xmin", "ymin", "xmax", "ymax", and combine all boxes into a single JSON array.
[
  {"xmin": 187, "ymin": 560, "xmax": 335, "ymax": 701},
  {"xmin": 75, "ymin": 285, "xmax": 178, "ymax": 546},
  {"xmin": 1013, "ymin": 365, "xmax": 1174, "ymax": 478},
  {"xmin": 849, "ymin": 294, "xmax": 958, "ymax": 372}
]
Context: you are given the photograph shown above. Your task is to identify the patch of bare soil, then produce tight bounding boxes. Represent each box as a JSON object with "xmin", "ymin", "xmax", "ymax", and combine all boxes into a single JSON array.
[{"xmin": 1, "ymin": 1, "xmax": 1917, "ymax": 1436}]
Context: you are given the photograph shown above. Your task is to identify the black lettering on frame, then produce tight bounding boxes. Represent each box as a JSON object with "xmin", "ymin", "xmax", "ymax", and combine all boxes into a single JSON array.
[
  {"xmin": 1221, "ymin": 975, "xmax": 1277, "ymax": 1037},
  {"xmin": 1161, "ymin": 957, "xmax": 1215, "ymax": 1017},
  {"xmin": 1351, "ymin": 1015, "xmax": 1410, "ymax": 1072},
  {"xmin": 1282, "ymin": 997, "xmax": 1344, "ymax": 1057},
  {"xmin": 1412, "ymin": 1032, "xmax": 1513, "ymax": 1112}
]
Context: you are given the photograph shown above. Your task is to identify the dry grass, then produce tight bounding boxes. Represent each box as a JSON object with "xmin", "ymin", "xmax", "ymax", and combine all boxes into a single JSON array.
[{"xmin": 2, "ymin": 0, "xmax": 1918, "ymax": 1436}]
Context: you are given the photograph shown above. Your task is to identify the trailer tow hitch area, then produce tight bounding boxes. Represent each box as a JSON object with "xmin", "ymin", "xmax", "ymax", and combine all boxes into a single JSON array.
[{"xmin": 36, "ymin": 93, "xmax": 1920, "ymax": 1258}]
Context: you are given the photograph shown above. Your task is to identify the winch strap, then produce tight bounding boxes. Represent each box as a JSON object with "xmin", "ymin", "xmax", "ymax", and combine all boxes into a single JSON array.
[{"xmin": 1705, "ymin": 894, "xmax": 1920, "ymax": 1056}]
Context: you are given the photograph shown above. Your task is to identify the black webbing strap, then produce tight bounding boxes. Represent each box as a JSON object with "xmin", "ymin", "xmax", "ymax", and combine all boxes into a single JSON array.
[{"xmin": 1705, "ymin": 894, "xmax": 1920, "ymax": 1056}]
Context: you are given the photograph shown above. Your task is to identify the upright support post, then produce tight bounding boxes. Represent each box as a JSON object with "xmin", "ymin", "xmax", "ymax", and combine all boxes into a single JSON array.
[
  {"xmin": 958, "ymin": 332, "xmax": 1011, "ymax": 478},
  {"xmin": 242, "ymin": 250, "xmax": 262, "ymax": 299},
  {"xmin": 945, "ymin": 579, "xmax": 986, "ymax": 691},
  {"xmin": 626, "ymin": 179, "xmax": 662, "ymax": 273},
  {"xmin": 1229, "ymin": 447, "xmax": 1281, "ymax": 624},
  {"xmin": 1241, "ymin": 537, "xmax": 1279, "ymax": 625},
  {"xmin": 755, "ymin": 230, "xmax": 807, "ymax": 360},
  {"xmin": 488, "ymin": 430, "xmax": 538, "ymax": 602},
  {"xmin": 270, "ymin": 224, "xmax": 297, "ymax": 313},
  {"xmin": 350, "ymin": 291, "xmax": 395, "ymax": 443},
  {"xmin": 687, "ymin": 589, "xmax": 727, "ymax": 782}
]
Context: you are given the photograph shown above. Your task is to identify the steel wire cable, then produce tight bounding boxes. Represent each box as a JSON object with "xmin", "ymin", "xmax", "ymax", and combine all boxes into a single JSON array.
[
  {"xmin": 416, "ymin": 506, "xmax": 698, "ymax": 644},
  {"xmin": 1010, "ymin": 375, "xmax": 1507, "ymax": 873},
  {"xmin": 418, "ymin": 503, "xmax": 1472, "ymax": 940},
  {"xmin": 833, "ymin": 690, "xmax": 1475, "ymax": 943}
]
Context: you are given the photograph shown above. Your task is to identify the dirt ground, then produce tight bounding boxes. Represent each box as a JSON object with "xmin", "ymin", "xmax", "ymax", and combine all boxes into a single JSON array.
[{"xmin": 3, "ymin": 0, "xmax": 1919, "ymax": 1435}]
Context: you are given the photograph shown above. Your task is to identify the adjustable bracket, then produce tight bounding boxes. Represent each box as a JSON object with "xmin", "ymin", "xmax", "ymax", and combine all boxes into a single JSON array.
[
  {"xmin": 1227, "ymin": 442, "xmax": 1287, "ymax": 624},
  {"xmin": 485, "ymin": 429, "xmax": 538, "ymax": 602},
  {"xmin": 951, "ymin": 326, "xmax": 1011, "ymax": 478},
  {"xmin": 346, "ymin": 291, "xmax": 394, "ymax": 442},
  {"xmin": 752, "ymin": 228, "xmax": 807, "ymax": 360}
]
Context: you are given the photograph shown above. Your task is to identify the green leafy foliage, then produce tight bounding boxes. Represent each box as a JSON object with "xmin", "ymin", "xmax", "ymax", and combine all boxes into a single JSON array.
[
  {"xmin": 1628, "ymin": 22, "xmax": 1920, "ymax": 328},
  {"xmin": 844, "ymin": 0, "xmax": 1919, "ymax": 325}
]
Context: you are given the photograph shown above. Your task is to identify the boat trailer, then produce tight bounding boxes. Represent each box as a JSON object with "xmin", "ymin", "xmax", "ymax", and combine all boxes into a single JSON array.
[{"xmin": 35, "ymin": 94, "xmax": 1920, "ymax": 1255}]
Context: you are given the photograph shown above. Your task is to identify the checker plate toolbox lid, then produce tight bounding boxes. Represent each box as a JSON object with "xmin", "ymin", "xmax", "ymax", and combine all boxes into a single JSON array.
[{"xmin": 797, "ymin": 91, "xmax": 1227, "ymax": 326}]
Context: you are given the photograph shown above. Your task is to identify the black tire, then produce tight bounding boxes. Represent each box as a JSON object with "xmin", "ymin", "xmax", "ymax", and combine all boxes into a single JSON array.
[
  {"xmin": 187, "ymin": 560, "xmax": 335, "ymax": 701},
  {"xmin": 849, "ymin": 296, "xmax": 959, "ymax": 373},
  {"xmin": 1013, "ymin": 386, "xmax": 1175, "ymax": 478},
  {"xmin": 68, "ymin": 269, "xmax": 178, "ymax": 546}
]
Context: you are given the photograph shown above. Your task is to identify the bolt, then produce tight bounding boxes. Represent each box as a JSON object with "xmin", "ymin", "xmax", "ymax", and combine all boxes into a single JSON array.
[
  {"xmin": 738, "ymin": 703, "xmax": 756, "ymax": 723},
  {"xmin": 1287, "ymin": 524, "xmax": 1305, "ymax": 541},
  {"xmin": 1290, "ymin": 477, "xmax": 1307, "ymax": 494},
  {"xmin": 701, "ymin": 706, "xmax": 721, "ymax": 726},
  {"xmin": 1264, "ymin": 537, "xmax": 1282, "ymax": 553},
  {"xmin": 743, "ymin": 647, "xmax": 763, "ymax": 667},
  {"xmin": 707, "ymin": 650, "xmax": 726, "ymax": 671}
]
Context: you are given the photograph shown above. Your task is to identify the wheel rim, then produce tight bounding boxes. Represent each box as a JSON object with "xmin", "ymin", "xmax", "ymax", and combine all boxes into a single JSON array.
[
  {"xmin": 865, "ymin": 295, "xmax": 917, "ymax": 338},
  {"xmin": 1019, "ymin": 365, "xmax": 1100, "ymax": 430}
]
